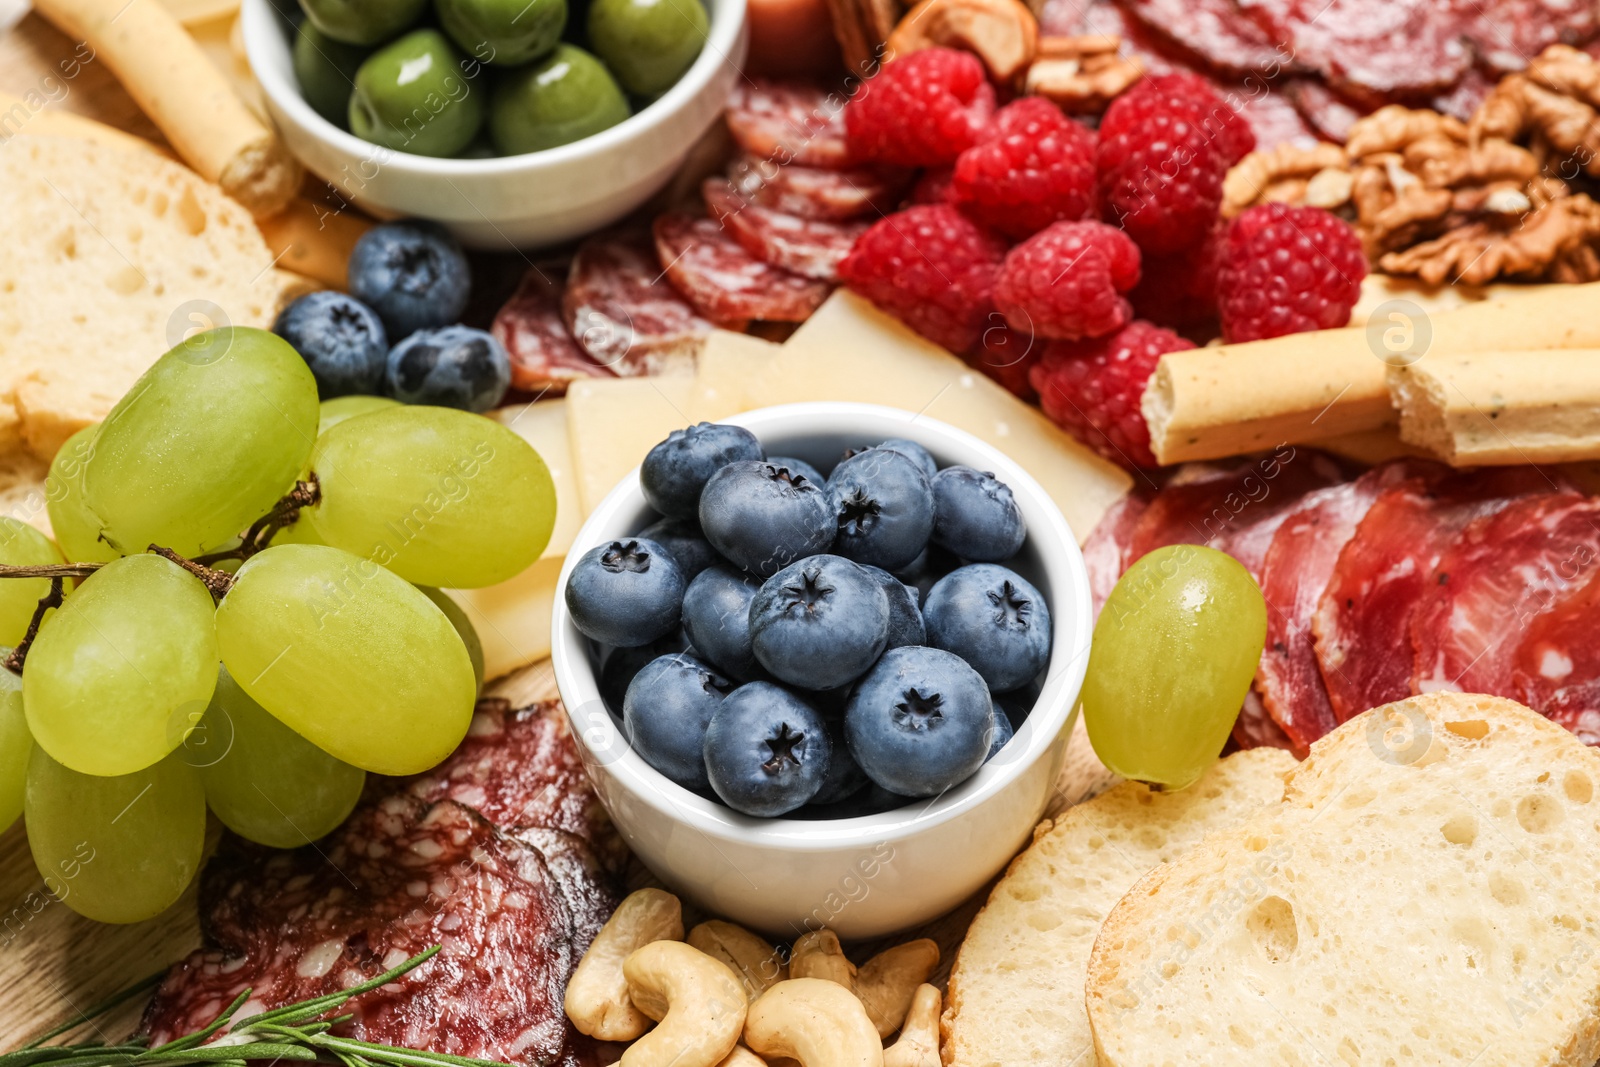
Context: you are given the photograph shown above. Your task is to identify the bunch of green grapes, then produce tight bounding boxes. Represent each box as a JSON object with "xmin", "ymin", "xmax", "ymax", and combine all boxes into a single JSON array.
[{"xmin": 8, "ymin": 327, "xmax": 556, "ymax": 925}]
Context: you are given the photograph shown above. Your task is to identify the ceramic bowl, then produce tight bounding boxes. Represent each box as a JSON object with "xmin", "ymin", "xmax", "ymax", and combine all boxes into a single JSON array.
[
  {"xmin": 550, "ymin": 403, "xmax": 1092, "ymax": 939},
  {"xmin": 241, "ymin": 0, "xmax": 747, "ymax": 249}
]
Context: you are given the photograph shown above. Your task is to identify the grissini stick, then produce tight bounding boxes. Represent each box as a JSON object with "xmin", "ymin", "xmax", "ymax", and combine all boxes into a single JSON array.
[
  {"xmin": 1141, "ymin": 280, "xmax": 1600, "ymax": 465},
  {"xmin": 33, "ymin": 0, "xmax": 302, "ymax": 217}
]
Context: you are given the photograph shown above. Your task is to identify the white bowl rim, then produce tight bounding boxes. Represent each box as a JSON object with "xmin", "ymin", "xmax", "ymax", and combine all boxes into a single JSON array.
[
  {"xmin": 241, "ymin": 0, "xmax": 749, "ymax": 176},
  {"xmin": 550, "ymin": 401, "xmax": 1094, "ymax": 853}
]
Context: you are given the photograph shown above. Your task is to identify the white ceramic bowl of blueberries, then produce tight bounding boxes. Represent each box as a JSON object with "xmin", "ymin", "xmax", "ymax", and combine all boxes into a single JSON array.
[{"xmin": 551, "ymin": 403, "xmax": 1091, "ymax": 938}]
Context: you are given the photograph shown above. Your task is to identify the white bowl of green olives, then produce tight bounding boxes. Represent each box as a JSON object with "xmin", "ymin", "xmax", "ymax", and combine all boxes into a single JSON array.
[{"xmin": 242, "ymin": 0, "xmax": 746, "ymax": 249}]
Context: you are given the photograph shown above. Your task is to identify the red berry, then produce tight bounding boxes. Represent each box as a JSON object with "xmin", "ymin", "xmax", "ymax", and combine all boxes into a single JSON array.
[
  {"xmin": 1216, "ymin": 204, "xmax": 1367, "ymax": 343},
  {"xmin": 994, "ymin": 221, "xmax": 1141, "ymax": 341},
  {"xmin": 1096, "ymin": 99, "xmax": 1227, "ymax": 255},
  {"xmin": 1120, "ymin": 72, "xmax": 1255, "ymax": 166},
  {"xmin": 1129, "ymin": 222, "xmax": 1225, "ymax": 329},
  {"xmin": 967, "ymin": 318, "xmax": 1041, "ymax": 401},
  {"xmin": 845, "ymin": 49, "xmax": 996, "ymax": 167},
  {"xmin": 1029, "ymin": 320, "xmax": 1194, "ymax": 469},
  {"xmin": 838, "ymin": 204, "xmax": 1008, "ymax": 352},
  {"xmin": 951, "ymin": 97, "xmax": 1097, "ymax": 239}
]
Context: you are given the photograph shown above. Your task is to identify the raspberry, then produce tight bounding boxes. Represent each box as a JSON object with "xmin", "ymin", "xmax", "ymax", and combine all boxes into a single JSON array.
[
  {"xmin": 1096, "ymin": 99, "xmax": 1227, "ymax": 255},
  {"xmin": 838, "ymin": 204, "xmax": 1008, "ymax": 352},
  {"xmin": 1129, "ymin": 222, "xmax": 1225, "ymax": 329},
  {"xmin": 845, "ymin": 48, "xmax": 996, "ymax": 167},
  {"xmin": 1216, "ymin": 204, "xmax": 1367, "ymax": 343},
  {"xmin": 951, "ymin": 97, "xmax": 1097, "ymax": 239},
  {"xmin": 967, "ymin": 318, "xmax": 1040, "ymax": 401},
  {"xmin": 1029, "ymin": 320, "xmax": 1194, "ymax": 469},
  {"xmin": 994, "ymin": 221, "xmax": 1140, "ymax": 340},
  {"xmin": 1119, "ymin": 72, "xmax": 1255, "ymax": 166}
]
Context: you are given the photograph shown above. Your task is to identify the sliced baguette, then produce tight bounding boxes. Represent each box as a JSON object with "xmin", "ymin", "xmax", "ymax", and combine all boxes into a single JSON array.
[
  {"xmin": 1086, "ymin": 693, "xmax": 1600, "ymax": 1067},
  {"xmin": 941, "ymin": 748, "xmax": 1296, "ymax": 1067}
]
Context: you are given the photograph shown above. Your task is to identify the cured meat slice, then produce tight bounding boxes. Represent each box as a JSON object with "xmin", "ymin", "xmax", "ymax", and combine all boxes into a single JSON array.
[
  {"xmin": 1232, "ymin": 689, "xmax": 1296, "ymax": 752},
  {"xmin": 144, "ymin": 798, "xmax": 596, "ymax": 1067},
  {"xmin": 1512, "ymin": 572, "xmax": 1600, "ymax": 743},
  {"xmin": 653, "ymin": 212, "xmax": 829, "ymax": 324},
  {"xmin": 725, "ymin": 78, "xmax": 851, "ymax": 169},
  {"xmin": 563, "ymin": 230, "xmax": 713, "ymax": 376},
  {"xmin": 1284, "ymin": 79, "xmax": 1372, "ymax": 143},
  {"xmin": 1082, "ymin": 488, "xmax": 1154, "ymax": 618},
  {"xmin": 726, "ymin": 153, "xmax": 910, "ymax": 221},
  {"xmin": 704, "ymin": 178, "xmax": 867, "ymax": 282},
  {"xmin": 1430, "ymin": 65, "xmax": 1496, "ymax": 122},
  {"xmin": 1465, "ymin": 0, "xmax": 1597, "ymax": 74},
  {"xmin": 1313, "ymin": 467, "xmax": 1560, "ymax": 723},
  {"xmin": 1236, "ymin": 0, "xmax": 1473, "ymax": 95},
  {"xmin": 1409, "ymin": 492, "xmax": 1600, "ymax": 699},
  {"xmin": 1232, "ymin": 85, "xmax": 1319, "ymax": 150},
  {"xmin": 1119, "ymin": 0, "xmax": 1291, "ymax": 75},
  {"xmin": 492, "ymin": 267, "xmax": 615, "ymax": 395}
]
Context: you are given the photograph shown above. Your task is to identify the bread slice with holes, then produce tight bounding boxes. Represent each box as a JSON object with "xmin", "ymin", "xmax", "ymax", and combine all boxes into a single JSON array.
[
  {"xmin": 940, "ymin": 747, "xmax": 1296, "ymax": 1067},
  {"xmin": 1085, "ymin": 693, "xmax": 1600, "ymax": 1067}
]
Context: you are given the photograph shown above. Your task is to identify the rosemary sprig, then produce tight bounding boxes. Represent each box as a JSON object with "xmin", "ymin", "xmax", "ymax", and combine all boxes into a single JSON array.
[{"xmin": 2, "ymin": 947, "xmax": 525, "ymax": 1067}]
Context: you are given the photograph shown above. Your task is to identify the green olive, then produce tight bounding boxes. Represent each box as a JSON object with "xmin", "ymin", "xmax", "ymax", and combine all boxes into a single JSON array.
[
  {"xmin": 436, "ymin": 0, "xmax": 567, "ymax": 66},
  {"xmin": 296, "ymin": 0, "xmax": 428, "ymax": 46},
  {"xmin": 349, "ymin": 30, "xmax": 486, "ymax": 158},
  {"xmin": 586, "ymin": 0, "xmax": 707, "ymax": 97},
  {"xmin": 292, "ymin": 22, "xmax": 368, "ymax": 126},
  {"xmin": 488, "ymin": 45, "xmax": 630, "ymax": 155}
]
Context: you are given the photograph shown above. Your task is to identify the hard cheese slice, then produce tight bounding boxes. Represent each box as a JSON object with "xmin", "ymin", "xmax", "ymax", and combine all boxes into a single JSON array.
[
  {"xmin": 491, "ymin": 399, "xmax": 580, "ymax": 559},
  {"xmin": 446, "ymin": 556, "xmax": 565, "ymax": 683},
  {"xmin": 566, "ymin": 376, "xmax": 696, "ymax": 514},
  {"xmin": 758, "ymin": 291, "xmax": 1131, "ymax": 543},
  {"xmin": 688, "ymin": 330, "xmax": 782, "ymax": 422}
]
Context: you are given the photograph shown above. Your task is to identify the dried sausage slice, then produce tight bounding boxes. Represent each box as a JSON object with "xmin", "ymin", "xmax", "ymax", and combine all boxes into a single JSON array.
[
  {"xmin": 725, "ymin": 78, "xmax": 851, "ymax": 169},
  {"xmin": 1236, "ymin": 0, "xmax": 1474, "ymax": 95},
  {"xmin": 726, "ymin": 153, "xmax": 910, "ymax": 221},
  {"xmin": 563, "ymin": 230, "xmax": 713, "ymax": 376},
  {"xmin": 653, "ymin": 212, "xmax": 830, "ymax": 324},
  {"xmin": 704, "ymin": 178, "xmax": 867, "ymax": 282},
  {"xmin": 492, "ymin": 266, "xmax": 615, "ymax": 395}
]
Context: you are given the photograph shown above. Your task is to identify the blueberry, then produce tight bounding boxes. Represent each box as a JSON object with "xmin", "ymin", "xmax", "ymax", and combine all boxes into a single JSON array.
[
  {"xmin": 986, "ymin": 699, "xmax": 1015, "ymax": 760},
  {"xmin": 750, "ymin": 555, "xmax": 889, "ymax": 690},
  {"xmin": 273, "ymin": 290, "xmax": 388, "ymax": 397},
  {"xmin": 844, "ymin": 646, "xmax": 993, "ymax": 797},
  {"xmin": 599, "ymin": 632, "xmax": 685, "ymax": 712},
  {"xmin": 703, "ymin": 681, "xmax": 832, "ymax": 817},
  {"xmin": 765, "ymin": 455, "xmax": 826, "ymax": 486},
  {"xmin": 348, "ymin": 220, "xmax": 471, "ymax": 340},
  {"xmin": 700, "ymin": 461, "xmax": 836, "ymax": 578},
  {"xmin": 844, "ymin": 439, "xmax": 937, "ymax": 482},
  {"xmin": 923, "ymin": 564, "xmax": 1051, "ymax": 693},
  {"xmin": 385, "ymin": 325, "xmax": 511, "ymax": 412},
  {"xmin": 861, "ymin": 565, "xmax": 925, "ymax": 650},
  {"xmin": 681, "ymin": 565, "xmax": 763, "ymax": 681},
  {"xmin": 641, "ymin": 423, "xmax": 765, "ymax": 519},
  {"xmin": 566, "ymin": 538, "xmax": 685, "ymax": 646},
  {"xmin": 623, "ymin": 654, "xmax": 732, "ymax": 791},
  {"xmin": 809, "ymin": 716, "xmax": 869, "ymax": 805},
  {"xmin": 931, "ymin": 467, "xmax": 1026, "ymax": 562},
  {"xmin": 827, "ymin": 448, "xmax": 934, "ymax": 571},
  {"xmin": 639, "ymin": 517, "xmax": 718, "ymax": 582}
]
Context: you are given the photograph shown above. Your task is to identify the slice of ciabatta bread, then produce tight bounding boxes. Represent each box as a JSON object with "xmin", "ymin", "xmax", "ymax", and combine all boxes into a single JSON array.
[
  {"xmin": 1086, "ymin": 693, "xmax": 1600, "ymax": 1067},
  {"xmin": 940, "ymin": 748, "xmax": 1296, "ymax": 1067}
]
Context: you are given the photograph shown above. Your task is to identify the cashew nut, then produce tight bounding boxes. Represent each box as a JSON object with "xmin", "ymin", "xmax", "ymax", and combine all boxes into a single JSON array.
[
  {"xmin": 854, "ymin": 940, "xmax": 940, "ymax": 1038},
  {"xmin": 716, "ymin": 1049, "xmax": 769, "ymax": 1067},
  {"xmin": 689, "ymin": 921, "xmax": 787, "ymax": 1001},
  {"xmin": 622, "ymin": 941, "xmax": 749, "ymax": 1067},
  {"xmin": 881, "ymin": 985, "xmax": 940, "ymax": 1067},
  {"xmin": 744, "ymin": 978, "xmax": 884, "ymax": 1067},
  {"xmin": 789, "ymin": 930, "xmax": 856, "ymax": 988},
  {"xmin": 565, "ymin": 888, "xmax": 684, "ymax": 1041}
]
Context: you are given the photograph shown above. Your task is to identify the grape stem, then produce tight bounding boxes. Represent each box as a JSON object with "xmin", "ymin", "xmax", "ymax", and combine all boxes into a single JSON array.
[
  {"xmin": 148, "ymin": 546, "xmax": 235, "ymax": 601},
  {"xmin": 2, "ymin": 577, "xmax": 63, "ymax": 673},
  {"xmin": 194, "ymin": 475, "xmax": 322, "ymax": 567}
]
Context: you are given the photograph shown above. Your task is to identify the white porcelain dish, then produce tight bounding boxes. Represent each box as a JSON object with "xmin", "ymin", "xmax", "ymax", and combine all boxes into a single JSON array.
[
  {"xmin": 550, "ymin": 402, "xmax": 1093, "ymax": 939},
  {"xmin": 241, "ymin": 0, "xmax": 747, "ymax": 250}
]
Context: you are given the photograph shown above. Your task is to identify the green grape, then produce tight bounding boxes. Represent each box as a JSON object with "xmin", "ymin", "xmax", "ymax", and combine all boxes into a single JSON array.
[
  {"xmin": 0, "ymin": 662, "xmax": 28, "ymax": 832},
  {"xmin": 188, "ymin": 665, "xmax": 365, "ymax": 847},
  {"xmin": 84, "ymin": 328, "xmax": 320, "ymax": 558},
  {"xmin": 419, "ymin": 586, "xmax": 484, "ymax": 693},
  {"xmin": 1081, "ymin": 544, "xmax": 1267, "ymax": 790},
  {"xmin": 24, "ymin": 554, "xmax": 219, "ymax": 777},
  {"xmin": 307, "ymin": 405, "xmax": 556, "ymax": 588},
  {"xmin": 45, "ymin": 425, "xmax": 120, "ymax": 564},
  {"xmin": 215, "ymin": 543, "xmax": 475, "ymax": 774},
  {"xmin": 270, "ymin": 516, "xmax": 325, "ymax": 547},
  {"xmin": 25, "ymin": 745, "xmax": 205, "ymax": 924},
  {"xmin": 0, "ymin": 518, "xmax": 64, "ymax": 645},
  {"xmin": 319, "ymin": 394, "xmax": 399, "ymax": 436}
]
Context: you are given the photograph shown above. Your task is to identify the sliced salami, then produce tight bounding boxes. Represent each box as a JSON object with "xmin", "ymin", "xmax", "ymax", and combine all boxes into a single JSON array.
[
  {"xmin": 726, "ymin": 153, "xmax": 910, "ymax": 221},
  {"xmin": 1231, "ymin": 84, "xmax": 1320, "ymax": 150},
  {"xmin": 1430, "ymin": 65, "xmax": 1496, "ymax": 122},
  {"xmin": 1082, "ymin": 489, "xmax": 1154, "ymax": 619},
  {"xmin": 1513, "ymin": 569, "xmax": 1600, "ymax": 743},
  {"xmin": 1409, "ymin": 492, "xmax": 1600, "ymax": 699},
  {"xmin": 704, "ymin": 178, "xmax": 867, "ymax": 282},
  {"xmin": 1284, "ymin": 79, "xmax": 1372, "ymax": 143},
  {"xmin": 1119, "ymin": 0, "xmax": 1291, "ymax": 75},
  {"xmin": 144, "ymin": 798, "xmax": 593, "ymax": 1066},
  {"xmin": 653, "ymin": 212, "xmax": 829, "ymax": 324},
  {"xmin": 1237, "ymin": 0, "xmax": 1473, "ymax": 95},
  {"xmin": 1465, "ymin": 0, "xmax": 1597, "ymax": 74},
  {"xmin": 563, "ymin": 230, "xmax": 713, "ymax": 376},
  {"xmin": 1233, "ymin": 689, "xmax": 1297, "ymax": 752},
  {"xmin": 492, "ymin": 267, "xmax": 615, "ymax": 395},
  {"xmin": 725, "ymin": 78, "xmax": 851, "ymax": 169}
]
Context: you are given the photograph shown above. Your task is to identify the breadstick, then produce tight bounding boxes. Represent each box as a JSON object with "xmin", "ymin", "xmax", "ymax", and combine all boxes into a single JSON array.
[
  {"xmin": 33, "ymin": 0, "xmax": 301, "ymax": 217},
  {"xmin": 0, "ymin": 93, "xmax": 173, "ymax": 158},
  {"xmin": 1142, "ymin": 280, "xmax": 1600, "ymax": 465},
  {"xmin": 1389, "ymin": 349, "xmax": 1600, "ymax": 465}
]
